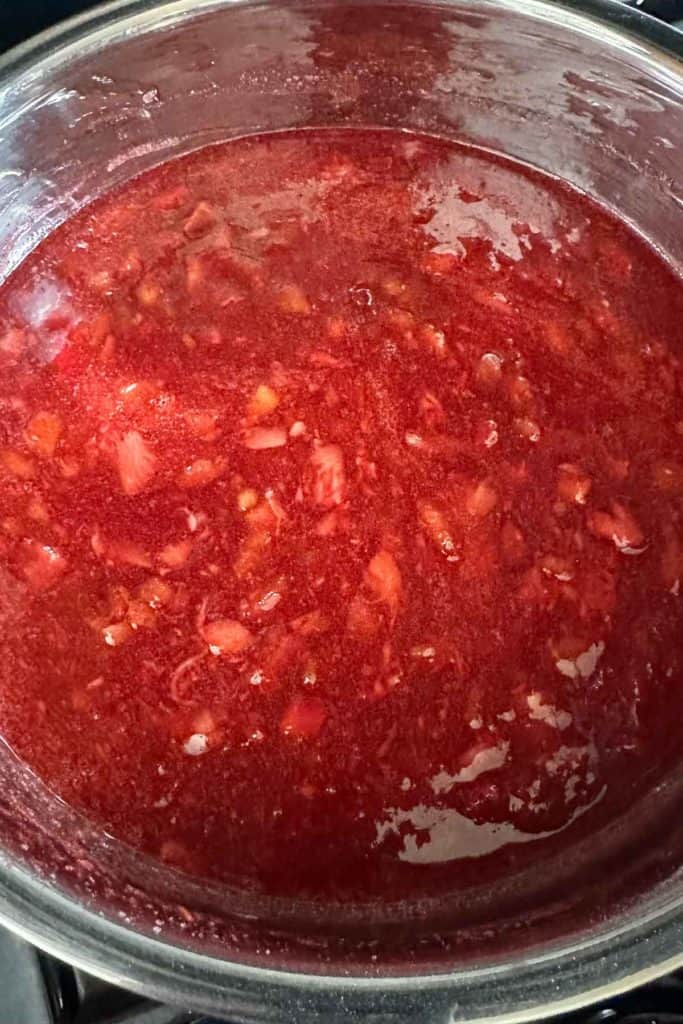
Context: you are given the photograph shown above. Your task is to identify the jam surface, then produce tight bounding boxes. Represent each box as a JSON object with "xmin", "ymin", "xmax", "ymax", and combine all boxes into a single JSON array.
[{"xmin": 0, "ymin": 129, "xmax": 680, "ymax": 901}]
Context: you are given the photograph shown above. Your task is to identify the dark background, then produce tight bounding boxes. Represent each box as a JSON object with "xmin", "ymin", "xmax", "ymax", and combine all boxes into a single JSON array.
[
  {"xmin": 0, "ymin": 0, "xmax": 682, "ymax": 57},
  {"xmin": 0, "ymin": 0, "xmax": 100, "ymax": 53}
]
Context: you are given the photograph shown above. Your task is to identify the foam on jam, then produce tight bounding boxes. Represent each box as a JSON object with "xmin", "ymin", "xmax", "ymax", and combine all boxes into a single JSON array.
[{"xmin": 0, "ymin": 130, "xmax": 680, "ymax": 901}]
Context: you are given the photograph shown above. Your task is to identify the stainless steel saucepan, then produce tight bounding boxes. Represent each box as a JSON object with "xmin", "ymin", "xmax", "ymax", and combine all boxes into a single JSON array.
[{"xmin": 0, "ymin": 2, "xmax": 681, "ymax": 1020}]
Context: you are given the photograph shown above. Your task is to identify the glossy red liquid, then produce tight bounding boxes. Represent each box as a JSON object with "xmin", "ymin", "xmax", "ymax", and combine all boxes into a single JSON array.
[{"xmin": 0, "ymin": 130, "xmax": 680, "ymax": 901}]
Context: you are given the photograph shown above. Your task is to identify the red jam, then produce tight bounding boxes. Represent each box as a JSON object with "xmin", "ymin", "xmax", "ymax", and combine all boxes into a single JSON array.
[{"xmin": 0, "ymin": 129, "xmax": 680, "ymax": 901}]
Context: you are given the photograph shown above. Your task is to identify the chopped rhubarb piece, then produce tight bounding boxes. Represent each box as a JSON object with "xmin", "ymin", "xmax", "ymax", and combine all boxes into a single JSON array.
[
  {"xmin": 243, "ymin": 426, "xmax": 287, "ymax": 450},
  {"xmin": 309, "ymin": 444, "xmax": 345, "ymax": 508},
  {"xmin": 281, "ymin": 697, "xmax": 326, "ymax": 738},
  {"xmin": 116, "ymin": 431, "xmax": 156, "ymax": 496},
  {"xmin": 290, "ymin": 609, "xmax": 329, "ymax": 636},
  {"xmin": 106, "ymin": 538, "xmax": 153, "ymax": 568}
]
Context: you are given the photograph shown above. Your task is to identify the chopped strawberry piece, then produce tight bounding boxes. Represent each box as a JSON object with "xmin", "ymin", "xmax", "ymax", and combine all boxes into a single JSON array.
[
  {"xmin": 281, "ymin": 697, "xmax": 326, "ymax": 739},
  {"xmin": 158, "ymin": 539, "xmax": 192, "ymax": 568},
  {"xmin": 347, "ymin": 594, "xmax": 382, "ymax": 638},
  {"xmin": 587, "ymin": 503, "xmax": 645, "ymax": 554},
  {"xmin": 0, "ymin": 326, "xmax": 26, "ymax": 362},
  {"xmin": 106, "ymin": 538, "xmax": 153, "ymax": 568},
  {"xmin": 153, "ymin": 184, "xmax": 189, "ymax": 211},
  {"xmin": 278, "ymin": 284, "xmax": 311, "ymax": 314},
  {"xmin": 18, "ymin": 540, "xmax": 68, "ymax": 591},
  {"xmin": 290, "ymin": 610, "xmax": 330, "ymax": 636},
  {"xmin": 102, "ymin": 621, "xmax": 133, "ymax": 647},
  {"xmin": 137, "ymin": 577, "xmax": 174, "ymax": 607},
  {"xmin": 203, "ymin": 619, "xmax": 254, "ymax": 655},
  {"xmin": 25, "ymin": 411, "xmax": 62, "ymax": 459},
  {"xmin": 418, "ymin": 501, "xmax": 459, "ymax": 561},
  {"xmin": 309, "ymin": 444, "xmax": 346, "ymax": 508},
  {"xmin": 661, "ymin": 533, "xmax": 683, "ymax": 591},
  {"xmin": 183, "ymin": 201, "xmax": 217, "ymax": 239},
  {"xmin": 500, "ymin": 519, "xmax": 526, "ymax": 564},
  {"xmin": 248, "ymin": 384, "xmax": 280, "ymax": 420},
  {"xmin": 558, "ymin": 464, "xmax": 592, "ymax": 505},
  {"xmin": 419, "ymin": 322, "xmax": 447, "ymax": 358},
  {"xmin": 176, "ymin": 458, "xmax": 223, "ymax": 489},
  {"xmin": 1, "ymin": 448, "xmax": 34, "ymax": 479},
  {"xmin": 184, "ymin": 410, "xmax": 220, "ymax": 440},
  {"xmin": 365, "ymin": 549, "xmax": 402, "ymax": 622},
  {"xmin": 465, "ymin": 480, "xmax": 498, "ymax": 519},
  {"xmin": 652, "ymin": 460, "xmax": 683, "ymax": 494},
  {"xmin": 116, "ymin": 431, "xmax": 156, "ymax": 496},
  {"xmin": 126, "ymin": 599, "xmax": 157, "ymax": 629}
]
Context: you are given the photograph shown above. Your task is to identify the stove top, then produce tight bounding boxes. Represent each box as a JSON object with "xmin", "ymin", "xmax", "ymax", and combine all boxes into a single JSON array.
[{"xmin": 2, "ymin": 921, "xmax": 683, "ymax": 1024}]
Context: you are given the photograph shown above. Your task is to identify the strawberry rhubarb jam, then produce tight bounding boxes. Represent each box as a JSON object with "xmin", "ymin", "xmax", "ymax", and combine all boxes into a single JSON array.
[{"xmin": 0, "ymin": 129, "xmax": 681, "ymax": 901}]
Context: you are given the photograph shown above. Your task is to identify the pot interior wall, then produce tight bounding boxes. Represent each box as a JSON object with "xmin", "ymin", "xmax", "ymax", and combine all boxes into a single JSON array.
[{"xmin": 0, "ymin": 0, "xmax": 681, "ymax": 975}]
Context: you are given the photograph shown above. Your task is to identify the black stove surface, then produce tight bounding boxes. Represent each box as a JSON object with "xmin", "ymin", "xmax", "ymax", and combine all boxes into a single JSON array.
[
  {"xmin": 0, "ymin": 1, "xmax": 681, "ymax": 1022},
  {"xmin": 2, "ymin": 923, "xmax": 683, "ymax": 1024}
]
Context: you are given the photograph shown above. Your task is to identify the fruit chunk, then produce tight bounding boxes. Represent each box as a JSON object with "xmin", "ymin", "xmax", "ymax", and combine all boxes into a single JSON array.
[
  {"xmin": 19, "ymin": 540, "xmax": 67, "ymax": 591},
  {"xmin": 1, "ymin": 449, "xmax": 34, "ymax": 479},
  {"xmin": 278, "ymin": 284, "xmax": 311, "ymax": 314},
  {"xmin": 365, "ymin": 549, "xmax": 403, "ymax": 622},
  {"xmin": 203, "ymin": 619, "xmax": 254, "ymax": 655},
  {"xmin": 102, "ymin": 622, "xmax": 134, "ymax": 647},
  {"xmin": 176, "ymin": 458, "xmax": 222, "ymax": 489},
  {"xmin": 466, "ymin": 480, "xmax": 498, "ymax": 519},
  {"xmin": 309, "ymin": 444, "xmax": 346, "ymax": 508},
  {"xmin": 183, "ymin": 201, "xmax": 216, "ymax": 239},
  {"xmin": 158, "ymin": 539, "xmax": 192, "ymax": 568},
  {"xmin": 558, "ymin": 464, "xmax": 591, "ymax": 505},
  {"xmin": 281, "ymin": 697, "xmax": 326, "ymax": 738},
  {"xmin": 418, "ymin": 501, "xmax": 459, "ymax": 561},
  {"xmin": 243, "ymin": 427, "xmax": 287, "ymax": 450},
  {"xmin": 25, "ymin": 412, "xmax": 62, "ymax": 458},
  {"xmin": 587, "ymin": 503, "xmax": 645, "ymax": 554},
  {"xmin": 248, "ymin": 384, "xmax": 280, "ymax": 419},
  {"xmin": 116, "ymin": 431, "xmax": 156, "ymax": 496}
]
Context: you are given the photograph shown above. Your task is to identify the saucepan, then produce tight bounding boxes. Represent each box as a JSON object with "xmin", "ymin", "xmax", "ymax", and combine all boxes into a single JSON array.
[{"xmin": 0, "ymin": 1, "xmax": 681, "ymax": 1020}]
